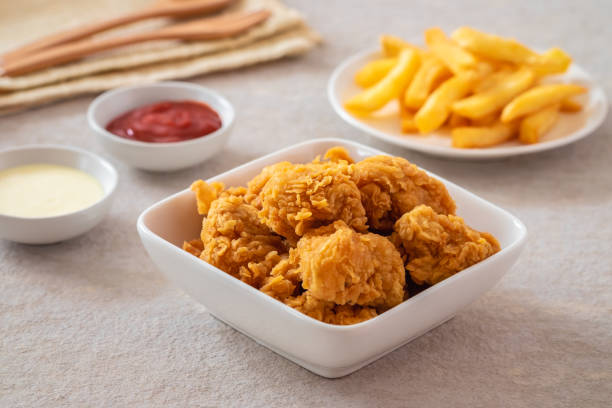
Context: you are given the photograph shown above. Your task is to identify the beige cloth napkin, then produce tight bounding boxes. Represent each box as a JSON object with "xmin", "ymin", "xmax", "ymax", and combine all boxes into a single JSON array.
[{"xmin": 0, "ymin": 0, "xmax": 320, "ymax": 114}]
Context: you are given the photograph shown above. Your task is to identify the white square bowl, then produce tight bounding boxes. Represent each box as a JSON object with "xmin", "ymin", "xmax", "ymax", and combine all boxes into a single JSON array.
[{"xmin": 137, "ymin": 138, "xmax": 527, "ymax": 378}]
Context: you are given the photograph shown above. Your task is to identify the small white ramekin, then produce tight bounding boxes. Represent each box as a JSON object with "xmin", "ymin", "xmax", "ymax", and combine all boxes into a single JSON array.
[
  {"xmin": 0, "ymin": 145, "xmax": 117, "ymax": 244},
  {"xmin": 87, "ymin": 81, "xmax": 234, "ymax": 172}
]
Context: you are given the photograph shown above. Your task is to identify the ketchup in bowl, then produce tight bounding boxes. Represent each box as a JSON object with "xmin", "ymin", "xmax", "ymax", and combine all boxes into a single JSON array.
[{"xmin": 106, "ymin": 100, "xmax": 222, "ymax": 143}]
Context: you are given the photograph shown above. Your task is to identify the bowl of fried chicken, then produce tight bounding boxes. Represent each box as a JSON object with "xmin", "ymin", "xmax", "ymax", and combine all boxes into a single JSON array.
[{"xmin": 137, "ymin": 138, "xmax": 526, "ymax": 378}]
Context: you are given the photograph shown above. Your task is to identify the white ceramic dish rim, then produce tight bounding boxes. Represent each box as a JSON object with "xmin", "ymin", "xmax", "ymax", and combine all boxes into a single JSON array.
[
  {"xmin": 328, "ymin": 48, "xmax": 609, "ymax": 159},
  {"xmin": 0, "ymin": 144, "xmax": 118, "ymax": 221},
  {"xmin": 87, "ymin": 81, "xmax": 235, "ymax": 149},
  {"xmin": 137, "ymin": 137, "xmax": 528, "ymax": 331}
]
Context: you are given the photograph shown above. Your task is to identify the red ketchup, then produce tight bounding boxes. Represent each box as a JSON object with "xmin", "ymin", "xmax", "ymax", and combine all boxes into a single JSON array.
[{"xmin": 105, "ymin": 100, "xmax": 222, "ymax": 143}]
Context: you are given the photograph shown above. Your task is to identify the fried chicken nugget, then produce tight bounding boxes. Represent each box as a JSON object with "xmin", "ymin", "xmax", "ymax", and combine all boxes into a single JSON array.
[
  {"xmin": 246, "ymin": 147, "xmax": 354, "ymax": 206},
  {"xmin": 245, "ymin": 161, "xmax": 294, "ymax": 208},
  {"xmin": 191, "ymin": 179, "xmax": 224, "ymax": 215},
  {"xmin": 259, "ymin": 256, "xmax": 303, "ymax": 301},
  {"xmin": 251, "ymin": 161, "xmax": 368, "ymax": 242},
  {"xmin": 392, "ymin": 205, "xmax": 500, "ymax": 285},
  {"xmin": 284, "ymin": 221, "xmax": 405, "ymax": 309},
  {"xmin": 184, "ymin": 149, "xmax": 501, "ymax": 326},
  {"xmin": 200, "ymin": 187, "xmax": 287, "ymax": 288},
  {"xmin": 182, "ymin": 239, "xmax": 204, "ymax": 257},
  {"xmin": 323, "ymin": 146, "xmax": 355, "ymax": 164},
  {"xmin": 353, "ymin": 155, "xmax": 456, "ymax": 232},
  {"xmin": 259, "ymin": 274, "xmax": 296, "ymax": 301},
  {"xmin": 285, "ymin": 293, "xmax": 378, "ymax": 325}
]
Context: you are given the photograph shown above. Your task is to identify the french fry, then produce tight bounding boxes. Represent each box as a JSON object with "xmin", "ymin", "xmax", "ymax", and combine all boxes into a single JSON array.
[
  {"xmin": 414, "ymin": 74, "xmax": 476, "ymax": 133},
  {"xmin": 398, "ymin": 96, "xmax": 418, "ymax": 133},
  {"xmin": 380, "ymin": 35, "xmax": 421, "ymax": 57},
  {"xmin": 501, "ymin": 83, "xmax": 587, "ymax": 122},
  {"xmin": 471, "ymin": 61, "xmax": 495, "ymax": 80},
  {"xmin": 474, "ymin": 67, "xmax": 514, "ymax": 93},
  {"xmin": 425, "ymin": 27, "xmax": 477, "ymax": 74},
  {"xmin": 478, "ymin": 58, "xmax": 510, "ymax": 72},
  {"xmin": 448, "ymin": 112, "xmax": 469, "ymax": 127},
  {"xmin": 344, "ymin": 27, "xmax": 587, "ymax": 148},
  {"xmin": 527, "ymin": 48, "xmax": 572, "ymax": 76},
  {"xmin": 345, "ymin": 49, "xmax": 421, "ymax": 113},
  {"xmin": 401, "ymin": 110, "xmax": 418, "ymax": 133},
  {"xmin": 355, "ymin": 58, "xmax": 397, "ymax": 88},
  {"xmin": 451, "ymin": 27, "xmax": 536, "ymax": 64},
  {"xmin": 470, "ymin": 111, "xmax": 499, "ymax": 126},
  {"xmin": 403, "ymin": 55, "xmax": 450, "ymax": 109},
  {"xmin": 450, "ymin": 27, "xmax": 571, "ymax": 75},
  {"xmin": 452, "ymin": 121, "xmax": 518, "ymax": 148},
  {"xmin": 519, "ymin": 103, "xmax": 560, "ymax": 144},
  {"xmin": 452, "ymin": 66, "xmax": 535, "ymax": 119},
  {"xmin": 560, "ymin": 98, "xmax": 582, "ymax": 112}
]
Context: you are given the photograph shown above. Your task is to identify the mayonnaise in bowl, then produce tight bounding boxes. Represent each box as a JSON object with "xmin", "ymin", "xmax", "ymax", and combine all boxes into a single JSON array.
[{"xmin": 0, "ymin": 163, "xmax": 104, "ymax": 218}]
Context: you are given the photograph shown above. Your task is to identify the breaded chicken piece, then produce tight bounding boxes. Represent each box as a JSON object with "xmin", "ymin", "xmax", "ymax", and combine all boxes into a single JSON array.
[
  {"xmin": 191, "ymin": 179, "xmax": 224, "ymax": 215},
  {"xmin": 183, "ymin": 149, "xmax": 497, "ymax": 326},
  {"xmin": 258, "ymin": 255, "xmax": 305, "ymax": 302},
  {"xmin": 259, "ymin": 274, "xmax": 296, "ymax": 302},
  {"xmin": 245, "ymin": 147, "xmax": 354, "ymax": 207},
  {"xmin": 182, "ymin": 238, "xmax": 204, "ymax": 257},
  {"xmin": 245, "ymin": 161, "xmax": 294, "ymax": 208},
  {"xmin": 285, "ymin": 293, "xmax": 378, "ymax": 325},
  {"xmin": 252, "ymin": 161, "xmax": 368, "ymax": 242},
  {"xmin": 323, "ymin": 146, "xmax": 355, "ymax": 164},
  {"xmin": 282, "ymin": 221, "xmax": 405, "ymax": 309},
  {"xmin": 392, "ymin": 205, "xmax": 500, "ymax": 285},
  {"xmin": 183, "ymin": 179, "xmax": 219, "ymax": 259},
  {"xmin": 200, "ymin": 186, "xmax": 287, "ymax": 288},
  {"xmin": 353, "ymin": 155, "xmax": 456, "ymax": 232}
]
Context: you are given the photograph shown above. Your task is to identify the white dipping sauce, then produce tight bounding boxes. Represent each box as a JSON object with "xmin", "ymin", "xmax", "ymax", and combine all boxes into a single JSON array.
[{"xmin": 0, "ymin": 163, "xmax": 104, "ymax": 218}]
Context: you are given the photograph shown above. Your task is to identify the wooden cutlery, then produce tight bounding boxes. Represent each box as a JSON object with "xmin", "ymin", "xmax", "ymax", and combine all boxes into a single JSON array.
[
  {"xmin": 2, "ymin": 0, "xmax": 234, "ymax": 62},
  {"xmin": 0, "ymin": 1, "xmax": 271, "ymax": 77}
]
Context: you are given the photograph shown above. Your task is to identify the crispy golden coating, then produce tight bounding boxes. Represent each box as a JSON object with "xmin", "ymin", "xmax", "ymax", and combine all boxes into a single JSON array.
[
  {"xmin": 245, "ymin": 161, "xmax": 294, "ymax": 208},
  {"xmin": 353, "ymin": 155, "xmax": 456, "ymax": 232},
  {"xmin": 184, "ymin": 148, "xmax": 500, "ymax": 325},
  {"xmin": 191, "ymin": 180, "xmax": 224, "ymax": 216},
  {"xmin": 283, "ymin": 221, "xmax": 405, "ymax": 309},
  {"xmin": 258, "ymin": 256, "xmax": 304, "ymax": 301},
  {"xmin": 259, "ymin": 274, "xmax": 296, "ymax": 301},
  {"xmin": 252, "ymin": 160, "xmax": 368, "ymax": 242},
  {"xmin": 200, "ymin": 187, "xmax": 287, "ymax": 288},
  {"xmin": 285, "ymin": 293, "xmax": 378, "ymax": 325},
  {"xmin": 323, "ymin": 146, "xmax": 355, "ymax": 164},
  {"xmin": 182, "ymin": 239, "xmax": 204, "ymax": 257},
  {"xmin": 392, "ymin": 205, "xmax": 500, "ymax": 285}
]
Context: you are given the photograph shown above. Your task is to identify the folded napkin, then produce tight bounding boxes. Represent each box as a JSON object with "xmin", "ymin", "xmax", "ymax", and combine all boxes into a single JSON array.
[{"xmin": 0, "ymin": 0, "xmax": 320, "ymax": 114}]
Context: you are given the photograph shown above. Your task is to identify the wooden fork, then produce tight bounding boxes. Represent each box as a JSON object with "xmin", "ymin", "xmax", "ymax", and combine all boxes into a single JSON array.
[
  {"xmin": 0, "ymin": 10, "xmax": 270, "ymax": 77},
  {"xmin": 2, "ymin": 0, "xmax": 234, "ymax": 63}
]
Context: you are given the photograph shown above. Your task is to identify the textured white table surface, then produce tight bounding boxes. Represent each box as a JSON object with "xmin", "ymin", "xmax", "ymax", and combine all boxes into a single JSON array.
[{"xmin": 1, "ymin": 1, "xmax": 611, "ymax": 406}]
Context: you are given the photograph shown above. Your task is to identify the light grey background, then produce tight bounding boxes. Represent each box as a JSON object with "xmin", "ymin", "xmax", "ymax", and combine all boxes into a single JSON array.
[{"xmin": 1, "ymin": 1, "xmax": 611, "ymax": 406}]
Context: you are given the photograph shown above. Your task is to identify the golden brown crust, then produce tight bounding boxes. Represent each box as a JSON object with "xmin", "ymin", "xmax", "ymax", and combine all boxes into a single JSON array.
[
  {"xmin": 353, "ymin": 155, "xmax": 456, "ymax": 232},
  {"xmin": 392, "ymin": 205, "xmax": 500, "ymax": 285},
  {"xmin": 260, "ymin": 274, "xmax": 296, "ymax": 302},
  {"xmin": 182, "ymin": 239, "xmax": 204, "ymax": 258},
  {"xmin": 285, "ymin": 293, "xmax": 378, "ymax": 325},
  {"xmin": 288, "ymin": 221, "xmax": 405, "ymax": 309},
  {"xmin": 199, "ymin": 190, "xmax": 287, "ymax": 288},
  {"xmin": 182, "ymin": 147, "xmax": 498, "ymax": 325},
  {"xmin": 253, "ymin": 161, "xmax": 368, "ymax": 242},
  {"xmin": 245, "ymin": 161, "xmax": 294, "ymax": 208},
  {"xmin": 191, "ymin": 180, "xmax": 224, "ymax": 216},
  {"xmin": 323, "ymin": 146, "xmax": 355, "ymax": 164}
]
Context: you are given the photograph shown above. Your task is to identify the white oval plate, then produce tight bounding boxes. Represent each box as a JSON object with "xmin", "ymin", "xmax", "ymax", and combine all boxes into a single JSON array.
[{"xmin": 328, "ymin": 49, "xmax": 608, "ymax": 160}]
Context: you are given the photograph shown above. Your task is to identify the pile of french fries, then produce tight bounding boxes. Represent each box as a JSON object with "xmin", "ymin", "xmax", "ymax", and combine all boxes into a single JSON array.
[{"xmin": 345, "ymin": 27, "xmax": 588, "ymax": 148}]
